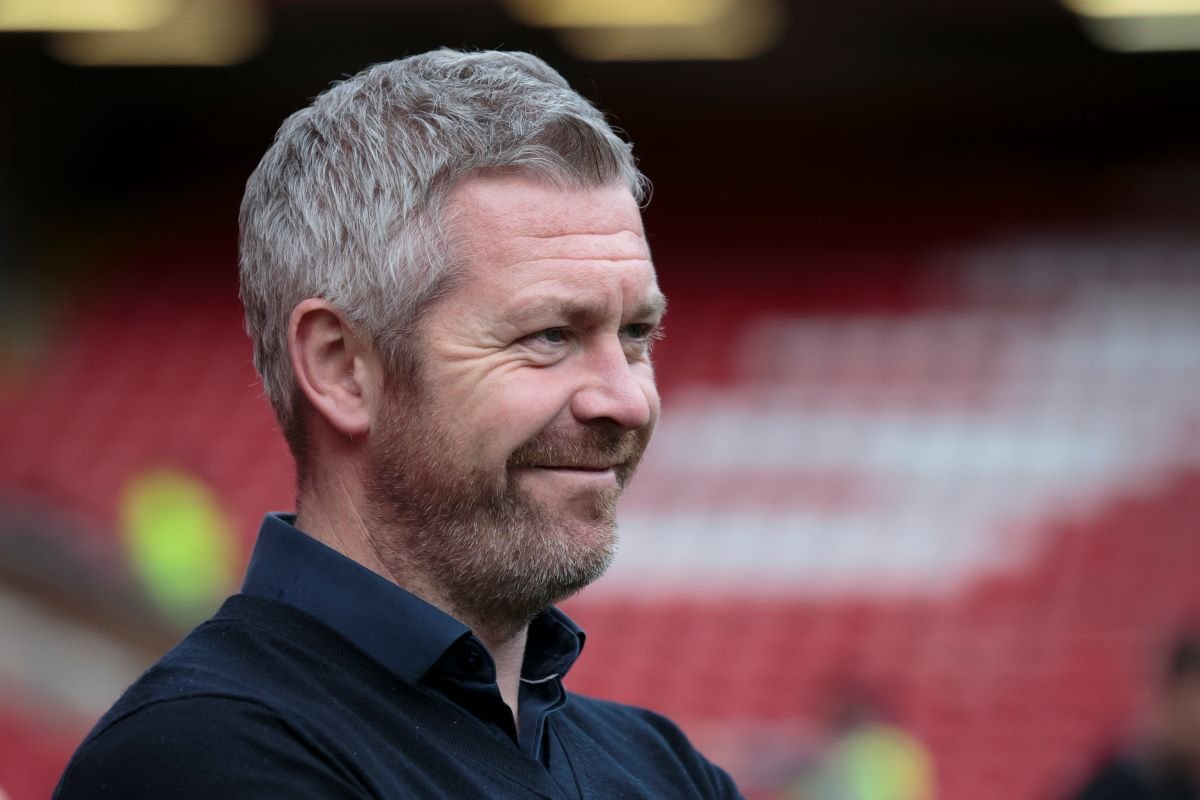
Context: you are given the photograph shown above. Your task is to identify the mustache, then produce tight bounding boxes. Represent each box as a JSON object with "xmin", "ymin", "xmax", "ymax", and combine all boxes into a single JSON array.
[{"xmin": 508, "ymin": 427, "xmax": 648, "ymax": 480}]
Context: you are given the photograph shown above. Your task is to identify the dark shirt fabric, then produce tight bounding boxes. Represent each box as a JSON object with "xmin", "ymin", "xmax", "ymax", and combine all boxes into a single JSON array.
[
  {"xmin": 1072, "ymin": 753, "xmax": 1198, "ymax": 800},
  {"xmin": 55, "ymin": 514, "xmax": 743, "ymax": 799}
]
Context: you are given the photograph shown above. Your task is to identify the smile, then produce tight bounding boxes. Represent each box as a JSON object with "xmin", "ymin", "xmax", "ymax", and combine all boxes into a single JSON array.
[
  {"xmin": 519, "ymin": 465, "xmax": 620, "ymax": 485},
  {"xmin": 536, "ymin": 464, "xmax": 617, "ymax": 471}
]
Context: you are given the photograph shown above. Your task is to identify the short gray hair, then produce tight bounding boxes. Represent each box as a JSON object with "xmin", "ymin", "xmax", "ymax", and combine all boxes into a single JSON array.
[{"xmin": 238, "ymin": 48, "xmax": 647, "ymax": 452}]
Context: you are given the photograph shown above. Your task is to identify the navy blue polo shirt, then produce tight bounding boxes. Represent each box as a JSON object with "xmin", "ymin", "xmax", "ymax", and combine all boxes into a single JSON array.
[
  {"xmin": 55, "ymin": 514, "xmax": 744, "ymax": 798},
  {"xmin": 240, "ymin": 513, "xmax": 582, "ymax": 762}
]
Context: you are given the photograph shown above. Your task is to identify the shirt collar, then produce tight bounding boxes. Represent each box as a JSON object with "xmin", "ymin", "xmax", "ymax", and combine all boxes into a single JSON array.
[
  {"xmin": 523, "ymin": 606, "xmax": 586, "ymax": 682},
  {"xmin": 240, "ymin": 513, "xmax": 586, "ymax": 685}
]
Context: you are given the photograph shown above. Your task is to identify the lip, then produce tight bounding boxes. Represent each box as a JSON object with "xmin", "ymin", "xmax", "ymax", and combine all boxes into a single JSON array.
[
  {"xmin": 519, "ymin": 465, "xmax": 620, "ymax": 483},
  {"xmin": 533, "ymin": 465, "xmax": 617, "ymax": 471},
  {"xmin": 530, "ymin": 466, "xmax": 618, "ymax": 477}
]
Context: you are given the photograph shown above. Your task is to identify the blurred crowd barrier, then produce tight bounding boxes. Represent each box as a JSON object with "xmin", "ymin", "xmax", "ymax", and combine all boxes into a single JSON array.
[{"xmin": 1, "ymin": 222, "xmax": 1198, "ymax": 799}]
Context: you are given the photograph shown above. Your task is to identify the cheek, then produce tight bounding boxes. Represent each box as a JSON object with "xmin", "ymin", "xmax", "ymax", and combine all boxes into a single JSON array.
[
  {"xmin": 472, "ymin": 373, "xmax": 571, "ymax": 449},
  {"xmin": 637, "ymin": 369, "xmax": 662, "ymax": 419}
]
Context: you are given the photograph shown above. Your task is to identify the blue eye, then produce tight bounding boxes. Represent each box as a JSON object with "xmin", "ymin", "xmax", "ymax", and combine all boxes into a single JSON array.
[
  {"xmin": 537, "ymin": 328, "xmax": 566, "ymax": 344},
  {"xmin": 621, "ymin": 324, "xmax": 652, "ymax": 340},
  {"xmin": 620, "ymin": 323, "xmax": 662, "ymax": 358}
]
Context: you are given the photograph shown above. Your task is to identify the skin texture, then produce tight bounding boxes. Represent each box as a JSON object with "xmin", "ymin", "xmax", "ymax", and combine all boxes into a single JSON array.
[{"xmin": 290, "ymin": 175, "xmax": 665, "ymax": 726}]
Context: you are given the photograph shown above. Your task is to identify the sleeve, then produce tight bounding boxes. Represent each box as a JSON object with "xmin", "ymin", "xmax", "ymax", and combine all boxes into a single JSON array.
[
  {"xmin": 633, "ymin": 707, "xmax": 745, "ymax": 800},
  {"xmin": 697, "ymin": 755, "xmax": 744, "ymax": 800},
  {"xmin": 54, "ymin": 695, "xmax": 369, "ymax": 800},
  {"xmin": 568, "ymin": 697, "xmax": 746, "ymax": 799}
]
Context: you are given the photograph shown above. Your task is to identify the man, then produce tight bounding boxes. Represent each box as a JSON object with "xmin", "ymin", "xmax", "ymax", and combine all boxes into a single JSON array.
[
  {"xmin": 1070, "ymin": 633, "xmax": 1200, "ymax": 800},
  {"xmin": 55, "ymin": 49, "xmax": 742, "ymax": 798}
]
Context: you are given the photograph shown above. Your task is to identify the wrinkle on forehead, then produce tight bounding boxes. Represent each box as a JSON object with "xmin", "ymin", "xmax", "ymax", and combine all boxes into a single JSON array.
[
  {"xmin": 444, "ymin": 175, "xmax": 647, "ymax": 267},
  {"xmin": 508, "ymin": 286, "xmax": 667, "ymax": 325}
]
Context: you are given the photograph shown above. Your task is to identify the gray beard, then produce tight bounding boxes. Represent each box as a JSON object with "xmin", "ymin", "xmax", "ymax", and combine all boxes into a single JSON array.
[{"xmin": 362, "ymin": 393, "xmax": 646, "ymax": 638}]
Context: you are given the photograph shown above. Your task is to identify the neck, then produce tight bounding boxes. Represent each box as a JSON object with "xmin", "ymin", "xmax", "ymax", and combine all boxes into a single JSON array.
[
  {"xmin": 294, "ymin": 473, "xmax": 389, "ymax": 579},
  {"xmin": 295, "ymin": 481, "xmax": 530, "ymax": 730},
  {"xmin": 473, "ymin": 625, "xmax": 528, "ymax": 730}
]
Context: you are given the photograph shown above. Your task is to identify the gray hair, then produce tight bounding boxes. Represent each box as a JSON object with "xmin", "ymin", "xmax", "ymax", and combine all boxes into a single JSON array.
[{"xmin": 238, "ymin": 48, "xmax": 647, "ymax": 453}]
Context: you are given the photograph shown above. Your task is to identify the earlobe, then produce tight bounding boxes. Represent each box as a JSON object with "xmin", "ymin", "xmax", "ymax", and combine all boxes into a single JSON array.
[{"xmin": 288, "ymin": 299, "xmax": 375, "ymax": 439}]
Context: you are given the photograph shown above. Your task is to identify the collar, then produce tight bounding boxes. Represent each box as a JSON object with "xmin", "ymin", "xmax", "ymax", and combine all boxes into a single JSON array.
[{"xmin": 240, "ymin": 513, "xmax": 586, "ymax": 685}]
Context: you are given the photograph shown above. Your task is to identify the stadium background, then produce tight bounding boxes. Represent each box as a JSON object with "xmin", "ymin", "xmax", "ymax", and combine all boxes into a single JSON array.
[{"xmin": 2, "ymin": 1, "xmax": 1199, "ymax": 797}]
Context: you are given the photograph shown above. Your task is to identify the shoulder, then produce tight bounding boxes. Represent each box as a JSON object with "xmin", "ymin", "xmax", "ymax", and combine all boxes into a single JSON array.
[
  {"xmin": 55, "ymin": 694, "xmax": 365, "ymax": 799},
  {"xmin": 560, "ymin": 693, "xmax": 744, "ymax": 799},
  {"xmin": 56, "ymin": 599, "xmax": 368, "ymax": 799},
  {"xmin": 97, "ymin": 594, "xmax": 355, "ymax": 716},
  {"xmin": 562, "ymin": 692, "xmax": 692, "ymax": 742},
  {"xmin": 90, "ymin": 603, "xmax": 301, "ymax": 718}
]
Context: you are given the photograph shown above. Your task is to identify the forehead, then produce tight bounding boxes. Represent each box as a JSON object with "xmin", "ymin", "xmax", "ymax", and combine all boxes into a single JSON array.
[{"xmin": 444, "ymin": 175, "xmax": 650, "ymax": 270}]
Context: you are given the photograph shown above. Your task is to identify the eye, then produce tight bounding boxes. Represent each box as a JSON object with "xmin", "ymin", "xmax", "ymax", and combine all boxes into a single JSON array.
[
  {"xmin": 518, "ymin": 327, "xmax": 571, "ymax": 353},
  {"xmin": 620, "ymin": 323, "xmax": 663, "ymax": 356},
  {"xmin": 620, "ymin": 323, "xmax": 654, "ymax": 341},
  {"xmin": 532, "ymin": 327, "xmax": 567, "ymax": 344}
]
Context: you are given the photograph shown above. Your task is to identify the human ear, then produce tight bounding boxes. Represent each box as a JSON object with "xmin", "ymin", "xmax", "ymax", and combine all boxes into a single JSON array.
[{"xmin": 287, "ymin": 299, "xmax": 378, "ymax": 438}]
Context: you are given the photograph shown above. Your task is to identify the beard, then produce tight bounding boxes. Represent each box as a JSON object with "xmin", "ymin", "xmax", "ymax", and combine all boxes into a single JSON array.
[{"xmin": 362, "ymin": 386, "xmax": 651, "ymax": 637}]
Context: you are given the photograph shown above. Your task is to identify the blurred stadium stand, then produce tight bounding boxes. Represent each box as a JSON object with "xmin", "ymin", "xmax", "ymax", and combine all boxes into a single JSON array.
[
  {"xmin": 3, "ymin": 224, "xmax": 1199, "ymax": 799},
  {"xmin": 2, "ymin": 1, "xmax": 1200, "ymax": 799}
]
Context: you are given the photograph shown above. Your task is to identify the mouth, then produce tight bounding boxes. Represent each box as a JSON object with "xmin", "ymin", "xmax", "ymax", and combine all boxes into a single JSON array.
[
  {"xmin": 532, "ymin": 464, "xmax": 619, "ymax": 471},
  {"xmin": 507, "ymin": 428, "xmax": 645, "ymax": 487},
  {"xmin": 516, "ymin": 464, "xmax": 623, "ymax": 487}
]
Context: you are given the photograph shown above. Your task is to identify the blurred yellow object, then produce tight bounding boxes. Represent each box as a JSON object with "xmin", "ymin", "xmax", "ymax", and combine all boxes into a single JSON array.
[
  {"xmin": 120, "ymin": 467, "xmax": 237, "ymax": 627},
  {"xmin": 505, "ymin": 0, "xmax": 732, "ymax": 27},
  {"xmin": 1080, "ymin": 14, "xmax": 1200, "ymax": 49},
  {"xmin": 790, "ymin": 722, "xmax": 936, "ymax": 800},
  {"xmin": 834, "ymin": 723, "xmax": 935, "ymax": 800},
  {"xmin": 1063, "ymin": 0, "xmax": 1200, "ymax": 17},
  {"xmin": 0, "ymin": 0, "xmax": 177, "ymax": 31},
  {"xmin": 48, "ymin": 0, "xmax": 266, "ymax": 66},
  {"xmin": 503, "ymin": 0, "xmax": 782, "ymax": 61},
  {"xmin": 557, "ymin": 0, "xmax": 782, "ymax": 61}
]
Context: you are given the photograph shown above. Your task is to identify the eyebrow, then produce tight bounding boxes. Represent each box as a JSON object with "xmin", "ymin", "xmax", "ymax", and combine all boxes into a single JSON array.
[
  {"xmin": 633, "ymin": 292, "xmax": 668, "ymax": 322},
  {"xmin": 512, "ymin": 291, "xmax": 668, "ymax": 325}
]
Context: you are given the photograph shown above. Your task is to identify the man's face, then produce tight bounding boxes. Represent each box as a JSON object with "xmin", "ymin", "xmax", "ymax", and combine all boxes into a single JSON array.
[{"xmin": 363, "ymin": 175, "xmax": 664, "ymax": 630}]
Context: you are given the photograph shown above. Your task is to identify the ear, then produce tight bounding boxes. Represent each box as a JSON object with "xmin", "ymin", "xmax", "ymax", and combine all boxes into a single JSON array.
[{"xmin": 288, "ymin": 299, "xmax": 379, "ymax": 439}]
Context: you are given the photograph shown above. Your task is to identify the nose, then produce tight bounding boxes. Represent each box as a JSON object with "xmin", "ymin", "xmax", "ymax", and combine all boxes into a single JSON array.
[{"xmin": 571, "ymin": 338, "xmax": 656, "ymax": 431}]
